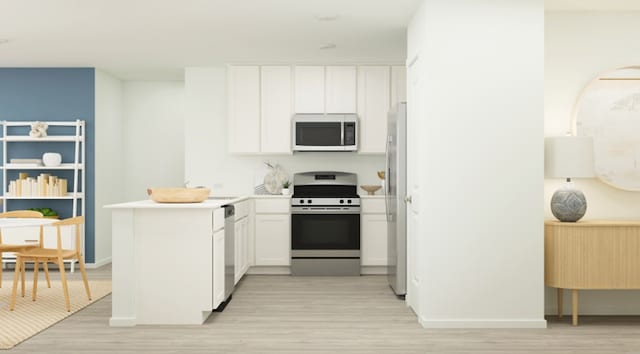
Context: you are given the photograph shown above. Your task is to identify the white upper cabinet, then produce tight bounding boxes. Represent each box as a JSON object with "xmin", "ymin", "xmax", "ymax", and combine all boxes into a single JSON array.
[
  {"xmin": 325, "ymin": 66, "xmax": 357, "ymax": 113},
  {"xmin": 358, "ymin": 66, "xmax": 391, "ymax": 154},
  {"xmin": 228, "ymin": 66, "xmax": 260, "ymax": 153},
  {"xmin": 294, "ymin": 66, "xmax": 325, "ymax": 113},
  {"xmin": 261, "ymin": 66, "xmax": 292, "ymax": 154},
  {"xmin": 391, "ymin": 66, "xmax": 407, "ymax": 107}
]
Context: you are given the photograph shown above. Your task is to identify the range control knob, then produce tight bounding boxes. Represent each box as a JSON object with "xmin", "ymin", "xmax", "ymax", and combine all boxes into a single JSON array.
[
  {"xmin": 300, "ymin": 199, "xmax": 304, "ymax": 204},
  {"xmin": 340, "ymin": 199, "xmax": 344, "ymax": 204},
  {"xmin": 308, "ymin": 199, "xmax": 312, "ymax": 204},
  {"xmin": 347, "ymin": 199, "xmax": 352, "ymax": 204}
]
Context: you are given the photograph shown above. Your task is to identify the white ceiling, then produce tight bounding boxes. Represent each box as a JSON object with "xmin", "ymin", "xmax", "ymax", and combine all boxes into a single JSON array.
[{"xmin": 0, "ymin": 0, "xmax": 422, "ymax": 80}]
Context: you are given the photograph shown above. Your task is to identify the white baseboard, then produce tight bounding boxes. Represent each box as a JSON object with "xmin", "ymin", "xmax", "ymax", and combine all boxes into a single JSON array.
[
  {"xmin": 109, "ymin": 317, "xmax": 137, "ymax": 327},
  {"xmin": 419, "ymin": 317, "xmax": 547, "ymax": 329},
  {"xmin": 247, "ymin": 266, "xmax": 291, "ymax": 275},
  {"xmin": 86, "ymin": 257, "xmax": 112, "ymax": 269},
  {"xmin": 246, "ymin": 265, "xmax": 388, "ymax": 275},
  {"xmin": 361, "ymin": 266, "xmax": 388, "ymax": 275}
]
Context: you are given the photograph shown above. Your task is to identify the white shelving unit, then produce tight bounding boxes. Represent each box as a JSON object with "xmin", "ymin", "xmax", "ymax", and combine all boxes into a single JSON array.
[{"xmin": 1, "ymin": 120, "xmax": 85, "ymax": 271}]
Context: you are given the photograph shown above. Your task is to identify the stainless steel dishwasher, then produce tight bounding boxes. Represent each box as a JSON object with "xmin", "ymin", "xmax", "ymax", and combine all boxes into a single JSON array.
[{"xmin": 223, "ymin": 204, "xmax": 235, "ymax": 303}]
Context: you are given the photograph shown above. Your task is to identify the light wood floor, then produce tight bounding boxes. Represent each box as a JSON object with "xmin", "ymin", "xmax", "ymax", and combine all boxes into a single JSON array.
[{"xmin": 3, "ymin": 264, "xmax": 640, "ymax": 353}]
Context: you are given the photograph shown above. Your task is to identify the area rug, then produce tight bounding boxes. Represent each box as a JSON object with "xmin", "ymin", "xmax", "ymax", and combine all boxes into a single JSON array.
[{"xmin": 0, "ymin": 279, "xmax": 111, "ymax": 349}]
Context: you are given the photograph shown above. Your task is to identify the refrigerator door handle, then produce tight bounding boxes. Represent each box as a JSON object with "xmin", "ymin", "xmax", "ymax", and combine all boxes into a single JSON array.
[{"xmin": 384, "ymin": 136, "xmax": 391, "ymax": 222}]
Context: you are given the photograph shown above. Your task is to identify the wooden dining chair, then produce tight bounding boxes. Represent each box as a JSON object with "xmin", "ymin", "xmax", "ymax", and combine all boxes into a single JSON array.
[
  {"xmin": 0, "ymin": 210, "xmax": 50, "ymax": 291},
  {"xmin": 10, "ymin": 216, "xmax": 91, "ymax": 312}
]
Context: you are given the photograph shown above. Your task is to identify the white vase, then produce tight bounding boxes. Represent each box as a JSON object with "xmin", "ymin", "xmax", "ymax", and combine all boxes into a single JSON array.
[{"xmin": 42, "ymin": 152, "xmax": 62, "ymax": 167}]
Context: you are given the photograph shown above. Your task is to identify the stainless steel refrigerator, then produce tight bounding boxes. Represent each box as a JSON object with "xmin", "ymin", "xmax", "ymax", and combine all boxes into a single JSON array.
[{"xmin": 386, "ymin": 102, "xmax": 407, "ymax": 296}]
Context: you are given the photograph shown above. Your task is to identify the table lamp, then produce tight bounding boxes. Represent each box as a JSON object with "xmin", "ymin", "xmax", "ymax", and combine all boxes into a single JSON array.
[{"xmin": 545, "ymin": 136, "xmax": 595, "ymax": 222}]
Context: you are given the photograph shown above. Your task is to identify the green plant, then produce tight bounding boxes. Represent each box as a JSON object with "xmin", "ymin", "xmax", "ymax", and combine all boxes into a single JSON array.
[
  {"xmin": 282, "ymin": 180, "xmax": 291, "ymax": 188},
  {"xmin": 29, "ymin": 207, "xmax": 58, "ymax": 217}
]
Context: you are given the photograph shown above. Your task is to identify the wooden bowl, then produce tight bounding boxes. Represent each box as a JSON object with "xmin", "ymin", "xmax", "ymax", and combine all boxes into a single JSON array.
[
  {"xmin": 360, "ymin": 185, "xmax": 382, "ymax": 195},
  {"xmin": 147, "ymin": 188, "xmax": 211, "ymax": 203}
]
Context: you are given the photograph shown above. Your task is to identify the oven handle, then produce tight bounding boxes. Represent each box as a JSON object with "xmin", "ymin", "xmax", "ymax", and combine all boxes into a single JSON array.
[{"xmin": 291, "ymin": 209, "xmax": 361, "ymax": 215}]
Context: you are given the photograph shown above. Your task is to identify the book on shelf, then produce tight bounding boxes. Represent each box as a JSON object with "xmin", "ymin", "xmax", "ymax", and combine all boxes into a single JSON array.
[
  {"xmin": 7, "ymin": 173, "xmax": 68, "ymax": 197},
  {"xmin": 8, "ymin": 158, "xmax": 43, "ymax": 167}
]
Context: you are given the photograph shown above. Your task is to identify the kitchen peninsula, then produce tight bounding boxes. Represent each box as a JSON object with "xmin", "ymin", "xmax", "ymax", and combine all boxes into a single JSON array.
[{"xmin": 105, "ymin": 197, "xmax": 249, "ymax": 326}]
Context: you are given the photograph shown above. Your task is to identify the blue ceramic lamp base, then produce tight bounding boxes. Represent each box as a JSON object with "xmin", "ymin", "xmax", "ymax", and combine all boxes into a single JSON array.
[{"xmin": 550, "ymin": 180, "xmax": 587, "ymax": 222}]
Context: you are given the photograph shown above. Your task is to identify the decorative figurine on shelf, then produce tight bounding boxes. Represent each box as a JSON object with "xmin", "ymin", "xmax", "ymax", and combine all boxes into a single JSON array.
[{"xmin": 29, "ymin": 121, "xmax": 48, "ymax": 138}]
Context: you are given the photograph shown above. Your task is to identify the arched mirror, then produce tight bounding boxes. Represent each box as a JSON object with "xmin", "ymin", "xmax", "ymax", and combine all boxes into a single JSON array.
[{"xmin": 573, "ymin": 66, "xmax": 640, "ymax": 191}]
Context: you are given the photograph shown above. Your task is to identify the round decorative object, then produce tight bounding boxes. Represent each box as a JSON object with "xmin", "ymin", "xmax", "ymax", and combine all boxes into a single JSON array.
[
  {"xmin": 42, "ymin": 152, "xmax": 62, "ymax": 167},
  {"xmin": 573, "ymin": 66, "xmax": 640, "ymax": 191},
  {"xmin": 550, "ymin": 188, "xmax": 587, "ymax": 222},
  {"xmin": 360, "ymin": 185, "xmax": 382, "ymax": 195},
  {"xmin": 263, "ymin": 164, "xmax": 288, "ymax": 194}
]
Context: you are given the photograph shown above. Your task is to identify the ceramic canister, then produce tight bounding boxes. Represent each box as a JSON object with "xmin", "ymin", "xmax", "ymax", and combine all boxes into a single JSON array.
[{"xmin": 42, "ymin": 152, "xmax": 62, "ymax": 167}]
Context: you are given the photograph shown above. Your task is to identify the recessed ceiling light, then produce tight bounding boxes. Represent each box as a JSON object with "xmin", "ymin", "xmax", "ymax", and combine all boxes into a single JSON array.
[
  {"xmin": 316, "ymin": 15, "xmax": 339, "ymax": 21},
  {"xmin": 319, "ymin": 43, "xmax": 337, "ymax": 50}
]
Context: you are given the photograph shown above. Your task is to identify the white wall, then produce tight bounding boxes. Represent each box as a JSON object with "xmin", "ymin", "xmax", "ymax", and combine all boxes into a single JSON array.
[
  {"xmin": 184, "ymin": 67, "xmax": 384, "ymax": 196},
  {"xmin": 94, "ymin": 69, "xmax": 124, "ymax": 266},
  {"xmin": 545, "ymin": 11, "xmax": 640, "ymax": 315},
  {"xmin": 410, "ymin": 0, "xmax": 545, "ymax": 328},
  {"xmin": 122, "ymin": 81, "xmax": 185, "ymax": 200}
]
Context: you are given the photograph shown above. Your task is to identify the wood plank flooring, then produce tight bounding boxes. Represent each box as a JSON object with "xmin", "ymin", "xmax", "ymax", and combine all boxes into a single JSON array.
[{"xmin": 3, "ymin": 264, "xmax": 640, "ymax": 353}]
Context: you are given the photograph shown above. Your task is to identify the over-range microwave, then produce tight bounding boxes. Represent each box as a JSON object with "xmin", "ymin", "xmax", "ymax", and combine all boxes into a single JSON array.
[{"xmin": 292, "ymin": 114, "xmax": 358, "ymax": 152}]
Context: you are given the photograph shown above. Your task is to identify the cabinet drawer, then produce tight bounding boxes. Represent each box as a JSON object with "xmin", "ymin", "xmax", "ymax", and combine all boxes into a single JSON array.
[
  {"xmin": 255, "ymin": 199, "xmax": 290, "ymax": 214},
  {"xmin": 361, "ymin": 198, "xmax": 386, "ymax": 214},
  {"xmin": 1, "ymin": 226, "xmax": 74, "ymax": 253},
  {"xmin": 234, "ymin": 200, "xmax": 250, "ymax": 220},
  {"xmin": 213, "ymin": 208, "xmax": 225, "ymax": 231}
]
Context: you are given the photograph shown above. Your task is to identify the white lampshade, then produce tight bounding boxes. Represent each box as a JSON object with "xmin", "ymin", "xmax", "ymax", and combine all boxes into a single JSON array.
[{"xmin": 545, "ymin": 136, "xmax": 595, "ymax": 178}]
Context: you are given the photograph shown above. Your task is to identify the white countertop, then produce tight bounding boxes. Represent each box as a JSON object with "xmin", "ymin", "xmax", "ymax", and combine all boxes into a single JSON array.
[
  {"xmin": 104, "ymin": 195, "xmax": 293, "ymax": 209},
  {"xmin": 105, "ymin": 193, "xmax": 388, "ymax": 209},
  {"xmin": 105, "ymin": 199, "xmax": 233, "ymax": 209}
]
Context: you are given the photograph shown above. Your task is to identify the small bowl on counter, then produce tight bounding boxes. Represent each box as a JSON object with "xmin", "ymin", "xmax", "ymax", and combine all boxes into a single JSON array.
[
  {"xmin": 147, "ymin": 187, "xmax": 211, "ymax": 203},
  {"xmin": 360, "ymin": 185, "xmax": 382, "ymax": 195}
]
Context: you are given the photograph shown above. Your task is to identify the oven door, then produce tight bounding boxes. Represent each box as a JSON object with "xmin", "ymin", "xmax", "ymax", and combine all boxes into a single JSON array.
[{"xmin": 291, "ymin": 210, "xmax": 360, "ymax": 257}]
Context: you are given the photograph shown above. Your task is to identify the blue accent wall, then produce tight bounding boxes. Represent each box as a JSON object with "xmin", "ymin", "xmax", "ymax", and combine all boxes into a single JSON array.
[{"xmin": 0, "ymin": 68, "xmax": 96, "ymax": 263}]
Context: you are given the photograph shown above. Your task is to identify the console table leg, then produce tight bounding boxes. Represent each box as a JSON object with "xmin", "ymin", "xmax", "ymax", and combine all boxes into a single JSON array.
[
  {"xmin": 557, "ymin": 288, "xmax": 563, "ymax": 319},
  {"xmin": 572, "ymin": 289, "xmax": 578, "ymax": 326}
]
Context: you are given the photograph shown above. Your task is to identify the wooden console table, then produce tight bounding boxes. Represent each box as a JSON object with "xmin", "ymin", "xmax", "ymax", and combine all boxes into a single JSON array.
[{"xmin": 545, "ymin": 220, "xmax": 640, "ymax": 326}]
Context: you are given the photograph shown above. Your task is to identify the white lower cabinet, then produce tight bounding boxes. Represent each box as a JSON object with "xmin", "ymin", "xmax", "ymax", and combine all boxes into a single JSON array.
[
  {"xmin": 361, "ymin": 213, "xmax": 388, "ymax": 266},
  {"xmin": 254, "ymin": 214, "xmax": 290, "ymax": 266},
  {"xmin": 1, "ymin": 225, "xmax": 77, "ymax": 270},
  {"xmin": 212, "ymin": 228, "xmax": 225, "ymax": 309},
  {"xmin": 234, "ymin": 216, "xmax": 250, "ymax": 284},
  {"xmin": 360, "ymin": 198, "xmax": 388, "ymax": 269}
]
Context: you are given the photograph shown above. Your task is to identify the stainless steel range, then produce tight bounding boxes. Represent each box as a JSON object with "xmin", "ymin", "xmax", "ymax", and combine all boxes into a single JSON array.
[{"xmin": 291, "ymin": 172, "xmax": 361, "ymax": 276}]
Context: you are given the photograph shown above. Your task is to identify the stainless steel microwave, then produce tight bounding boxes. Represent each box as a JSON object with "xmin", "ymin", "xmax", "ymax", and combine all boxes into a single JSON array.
[{"xmin": 292, "ymin": 114, "xmax": 358, "ymax": 152}]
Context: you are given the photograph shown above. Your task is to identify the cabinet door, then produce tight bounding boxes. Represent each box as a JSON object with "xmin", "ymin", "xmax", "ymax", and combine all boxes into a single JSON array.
[
  {"xmin": 254, "ymin": 214, "xmax": 290, "ymax": 266},
  {"xmin": 357, "ymin": 66, "xmax": 390, "ymax": 154},
  {"xmin": 261, "ymin": 66, "xmax": 293, "ymax": 153},
  {"xmin": 242, "ymin": 217, "xmax": 250, "ymax": 275},
  {"xmin": 234, "ymin": 221, "xmax": 242, "ymax": 284},
  {"xmin": 391, "ymin": 66, "xmax": 407, "ymax": 107},
  {"xmin": 294, "ymin": 66, "xmax": 325, "ymax": 113},
  {"xmin": 326, "ymin": 66, "xmax": 357, "ymax": 113},
  {"xmin": 212, "ymin": 228, "xmax": 225, "ymax": 309},
  {"xmin": 361, "ymin": 214, "xmax": 388, "ymax": 266},
  {"xmin": 228, "ymin": 66, "xmax": 260, "ymax": 153}
]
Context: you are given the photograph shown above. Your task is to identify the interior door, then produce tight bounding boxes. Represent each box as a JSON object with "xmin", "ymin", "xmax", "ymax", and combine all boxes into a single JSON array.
[{"xmin": 406, "ymin": 57, "xmax": 421, "ymax": 316}]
